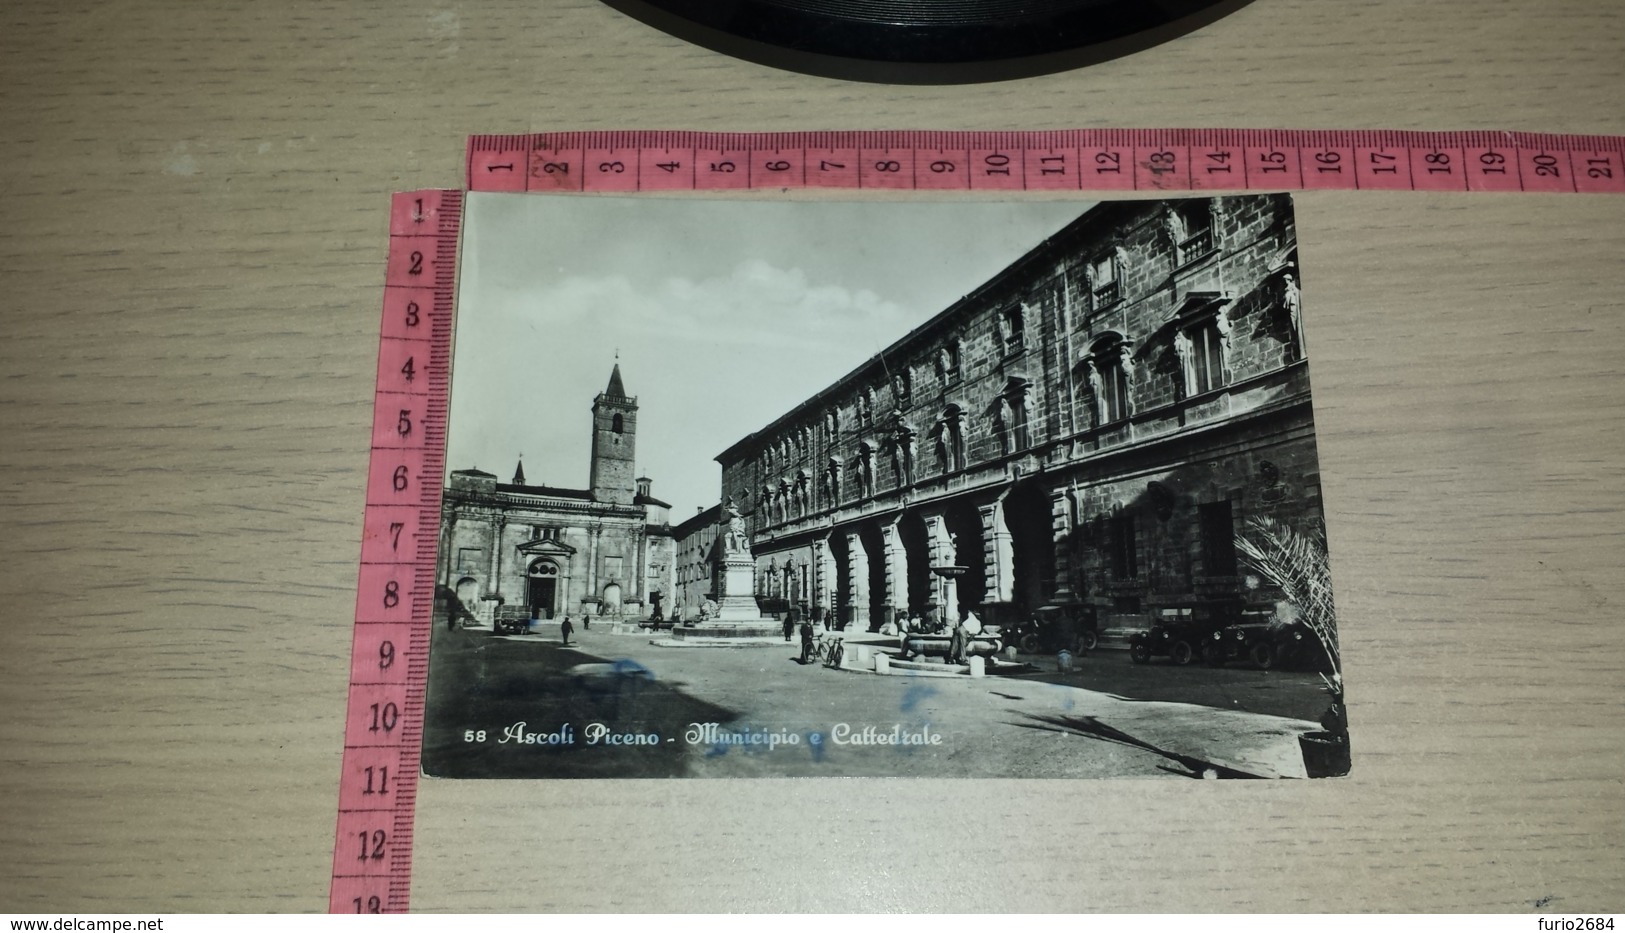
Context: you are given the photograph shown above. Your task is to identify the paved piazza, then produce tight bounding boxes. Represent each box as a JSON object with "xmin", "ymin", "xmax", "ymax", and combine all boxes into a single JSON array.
[{"xmin": 422, "ymin": 623, "xmax": 1323, "ymax": 781}]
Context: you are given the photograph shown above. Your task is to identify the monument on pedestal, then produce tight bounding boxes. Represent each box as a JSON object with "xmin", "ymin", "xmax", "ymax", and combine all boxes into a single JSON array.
[
  {"xmin": 711, "ymin": 498, "xmax": 765, "ymax": 621},
  {"xmin": 667, "ymin": 498, "xmax": 779, "ymax": 640}
]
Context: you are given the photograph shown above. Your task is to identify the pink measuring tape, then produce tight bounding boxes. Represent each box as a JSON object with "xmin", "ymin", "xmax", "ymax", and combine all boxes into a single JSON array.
[
  {"xmin": 332, "ymin": 126, "xmax": 1625, "ymax": 912},
  {"xmin": 467, "ymin": 129, "xmax": 1625, "ymax": 195}
]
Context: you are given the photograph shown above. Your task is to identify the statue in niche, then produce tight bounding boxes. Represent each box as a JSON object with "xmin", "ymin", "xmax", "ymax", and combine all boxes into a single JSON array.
[
  {"xmin": 1163, "ymin": 207, "xmax": 1186, "ymax": 249},
  {"xmin": 1281, "ymin": 271, "xmax": 1303, "ymax": 356},
  {"xmin": 1085, "ymin": 359, "xmax": 1104, "ymax": 429}
]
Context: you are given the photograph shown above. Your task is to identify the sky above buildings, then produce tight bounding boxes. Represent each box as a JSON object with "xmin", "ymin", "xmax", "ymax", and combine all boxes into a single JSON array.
[{"xmin": 447, "ymin": 192, "xmax": 1097, "ymax": 521}]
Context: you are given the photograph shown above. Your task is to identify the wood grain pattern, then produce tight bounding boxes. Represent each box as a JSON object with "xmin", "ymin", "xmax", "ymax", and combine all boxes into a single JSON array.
[{"xmin": 1, "ymin": 0, "xmax": 1622, "ymax": 913}]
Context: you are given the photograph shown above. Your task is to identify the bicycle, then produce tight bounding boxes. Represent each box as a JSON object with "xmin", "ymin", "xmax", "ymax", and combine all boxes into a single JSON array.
[{"xmin": 820, "ymin": 636, "xmax": 845, "ymax": 669}]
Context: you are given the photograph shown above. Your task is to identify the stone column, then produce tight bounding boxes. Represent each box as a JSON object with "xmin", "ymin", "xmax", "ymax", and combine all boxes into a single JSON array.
[
  {"xmin": 587, "ymin": 526, "xmax": 600, "ymax": 602},
  {"xmin": 485, "ymin": 515, "xmax": 506, "ymax": 599},
  {"xmin": 978, "ymin": 498, "xmax": 1015, "ymax": 606},
  {"xmin": 635, "ymin": 520, "xmax": 648, "ymax": 606},
  {"xmin": 438, "ymin": 512, "xmax": 457, "ymax": 588},
  {"xmin": 920, "ymin": 511, "xmax": 958, "ymax": 623},
  {"xmin": 816, "ymin": 538, "xmax": 839, "ymax": 619},
  {"xmin": 845, "ymin": 530, "xmax": 869, "ymax": 629},
  {"xmin": 809, "ymin": 537, "xmax": 826, "ymax": 617},
  {"xmin": 880, "ymin": 516, "xmax": 909, "ymax": 623}
]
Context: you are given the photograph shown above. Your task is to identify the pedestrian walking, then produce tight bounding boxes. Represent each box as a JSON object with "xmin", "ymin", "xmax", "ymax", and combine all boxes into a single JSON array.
[
  {"xmin": 560, "ymin": 614, "xmax": 574, "ymax": 647},
  {"xmin": 782, "ymin": 608, "xmax": 796, "ymax": 642}
]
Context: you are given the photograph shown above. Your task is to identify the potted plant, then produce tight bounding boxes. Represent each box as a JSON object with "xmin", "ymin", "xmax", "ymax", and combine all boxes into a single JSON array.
[{"xmin": 1235, "ymin": 517, "xmax": 1350, "ymax": 777}]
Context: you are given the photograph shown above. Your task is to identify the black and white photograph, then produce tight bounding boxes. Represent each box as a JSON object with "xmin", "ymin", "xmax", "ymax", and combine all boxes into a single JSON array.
[{"xmin": 423, "ymin": 191, "xmax": 1347, "ymax": 780}]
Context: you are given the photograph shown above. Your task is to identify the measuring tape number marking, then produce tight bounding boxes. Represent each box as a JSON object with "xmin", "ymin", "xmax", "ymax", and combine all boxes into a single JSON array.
[
  {"xmin": 329, "ymin": 189, "xmax": 460, "ymax": 914},
  {"xmin": 468, "ymin": 129, "xmax": 1625, "ymax": 196}
]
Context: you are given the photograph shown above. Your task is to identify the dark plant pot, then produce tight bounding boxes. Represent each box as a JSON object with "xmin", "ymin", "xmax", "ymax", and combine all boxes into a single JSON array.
[{"xmin": 1299, "ymin": 731, "xmax": 1351, "ymax": 778}]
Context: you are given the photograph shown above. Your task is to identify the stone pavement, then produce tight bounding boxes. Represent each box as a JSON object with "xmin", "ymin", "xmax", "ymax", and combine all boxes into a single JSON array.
[{"xmin": 482, "ymin": 623, "xmax": 1318, "ymax": 779}]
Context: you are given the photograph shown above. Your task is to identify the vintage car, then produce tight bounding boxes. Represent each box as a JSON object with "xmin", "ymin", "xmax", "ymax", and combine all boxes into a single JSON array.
[
  {"xmin": 492, "ymin": 606, "xmax": 531, "ymax": 635},
  {"xmin": 1201, "ymin": 619, "xmax": 1328, "ymax": 670},
  {"xmin": 1202, "ymin": 622, "xmax": 1288, "ymax": 669},
  {"xmin": 1007, "ymin": 604, "xmax": 1100, "ymax": 654},
  {"xmin": 1129, "ymin": 616, "xmax": 1221, "ymax": 666}
]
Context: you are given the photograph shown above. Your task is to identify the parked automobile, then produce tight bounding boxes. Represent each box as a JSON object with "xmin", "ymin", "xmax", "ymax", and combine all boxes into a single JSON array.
[
  {"xmin": 1011, "ymin": 604, "xmax": 1099, "ymax": 654},
  {"xmin": 1129, "ymin": 617, "xmax": 1219, "ymax": 666},
  {"xmin": 1202, "ymin": 619, "xmax": 1320, "ymax": 670},
  {"xmin": 493, "ymin": 615, "xmax": 529, "ymax": 635}
]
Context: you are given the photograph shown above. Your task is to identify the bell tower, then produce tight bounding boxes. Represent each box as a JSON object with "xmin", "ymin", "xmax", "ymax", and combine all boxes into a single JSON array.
[{"xmin": 589, "ymin": 363, "xmax": 637, "ymax": 505}]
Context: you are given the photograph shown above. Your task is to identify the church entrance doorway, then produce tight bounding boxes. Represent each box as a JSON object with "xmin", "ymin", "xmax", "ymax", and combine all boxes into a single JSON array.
[{"xmin": 527, "ymin": 560, "xmax": 560, "ymax": 619}]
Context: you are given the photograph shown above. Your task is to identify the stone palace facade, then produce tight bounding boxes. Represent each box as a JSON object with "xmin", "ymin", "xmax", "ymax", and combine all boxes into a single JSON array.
[
  {"xmin": 715, "ymin": 194, "xmax": 1321, "ymax": 632},
  {"xmin": 437, "ymin": 365, "xmax": 676, "ymax": 626},
  {"xmin": 671, "ymin": 503, "xmax": 721, "ymax": 618}
]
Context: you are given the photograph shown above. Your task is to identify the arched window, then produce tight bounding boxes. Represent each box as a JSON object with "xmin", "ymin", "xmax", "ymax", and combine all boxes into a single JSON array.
[
  {"xmin": 1183, "ymin": 322, "xmax": 1226, "ymax": 395},
  {"xmin": 994, "ymin": 378, "xmax": 1031, "ymax": 454},
  {"xmin": 1171, "ymin": 293, "xmax": 1232, "ymax": 399},
  {"xmin": 1080, "ymin": 333, "xmax": 1133, "ymax": 427},
  {"xmin": 1090, "ymin": 249, "xmax": 1123, "ymax": 307},
  {"xmin": 1169, "ymin": 199, "xmax": 1215, "ymax": 265},
  {"xmin": 611, "ymin": 413, "xmax": 624, "ymax": 434},
  {"xmin": 999, "ymin": 306, "xmax": 1026, "ymax": 354}
]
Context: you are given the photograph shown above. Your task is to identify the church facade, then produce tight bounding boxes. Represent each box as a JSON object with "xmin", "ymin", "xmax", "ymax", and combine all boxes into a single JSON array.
[
  {"xmin": 437, "ymin": 365, "xmax": 676, "ymax": 627},
  {"xmin": 715, "ymin": 194, "xmax": 1321, "ymax": 634}
]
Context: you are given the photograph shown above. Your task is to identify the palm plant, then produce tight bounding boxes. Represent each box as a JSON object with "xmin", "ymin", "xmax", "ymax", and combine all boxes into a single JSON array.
[
  {"xmin": 1239, "ymin": 516, "xmax": 1349, "ymax": 773},
  {"xmin": 1235, "ymin": 516, "xmax": 1340, "ymax": 681}
]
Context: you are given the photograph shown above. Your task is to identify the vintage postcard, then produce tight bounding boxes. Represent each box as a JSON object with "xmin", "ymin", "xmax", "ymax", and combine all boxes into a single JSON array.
[{"xmin": 421, "ymin": 191, "xmax": 1347, "ymax": 779}]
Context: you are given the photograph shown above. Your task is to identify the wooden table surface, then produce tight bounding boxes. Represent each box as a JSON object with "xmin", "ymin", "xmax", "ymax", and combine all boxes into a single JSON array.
[{"xmin": 2, "ymin": 0, "xmax": 1622, "ymax": 914}]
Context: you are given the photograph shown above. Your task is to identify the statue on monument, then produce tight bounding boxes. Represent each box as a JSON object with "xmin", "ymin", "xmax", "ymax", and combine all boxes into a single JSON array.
[
  {"xmin": 704, "ymin": 498, "xmax": 767, "ymax": 625},
  {"xmin": 723, "ymin": 497, "xmax": 750, "ymax": 554}
]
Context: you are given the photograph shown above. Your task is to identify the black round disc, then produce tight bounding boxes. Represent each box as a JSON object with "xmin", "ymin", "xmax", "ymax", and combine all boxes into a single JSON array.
[{"xmin": 598, "ymin": 0, "xmax": 1258, "ymax": 84}]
